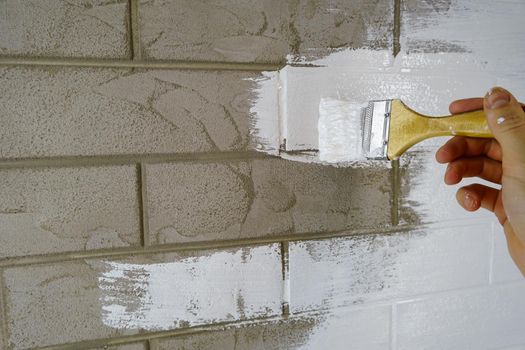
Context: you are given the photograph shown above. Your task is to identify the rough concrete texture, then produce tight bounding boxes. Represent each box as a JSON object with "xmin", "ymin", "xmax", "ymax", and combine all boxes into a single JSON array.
[
  {"xmin": 146, "ymin": 158, "xmax": 391, "ymax": 244},
  {"xmin": 0, "ymin": 166, "xmax": 140, "ymax": 259},
  {"xmin": 3, "ymin": 244, "xmax": 281, "ymax": 349},
  {"xmin": 157, "ymin": 305, "xmax": 390, "ymax": 350},
  {"xmin": 0, "ymin": 66, "xmax": 267, "ymax": 159},
  {"xmin": 138, "ymin": 0, "xmax": 393, "ymax": 63},
  {"xmin": 0, "ymin": 0, "xmax": 130, "ymax": 58},
  {"xmin": 289, "ymin": 223, "xmax": 491, "ymax": 313}
]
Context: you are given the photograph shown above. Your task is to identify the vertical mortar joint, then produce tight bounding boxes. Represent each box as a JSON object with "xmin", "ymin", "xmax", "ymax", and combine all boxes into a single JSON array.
[
  {"xmin": 391, "ymin": 159, "xmax": 400, "ymax": 226},
  {"xmin": 393, "ymin": 0, "xmax": 402, "ymax": 57},
  {"xmin": 280, "ymin": 241, "xmax": 290, "ymax": 318}
]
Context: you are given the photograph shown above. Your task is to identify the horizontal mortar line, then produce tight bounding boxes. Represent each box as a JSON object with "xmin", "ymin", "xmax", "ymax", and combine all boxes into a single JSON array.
[
  {"xmin": 0, "ymin": 151, "xmax": 273, "ymax": 169},
  {"xmin": 36, "ymin": 313, "xmax": 295, "ymax": 350},
  {"xmin": 0, "ymin": 56, "xmax": 283, "ymax": 71},
  {"xmin": 0, "ymin": 224, "xmax": 419, "ymax": 268},
  {"xmin": 36, "ymin": 305, "xmax": 351, "ymax": 350},
  {"xmin": 34, "ymin": 279, "xmax": 525, "ymax": 350},
  {"xmin": 281, "ymin": 277, "xmax": 525, "ymax": 320},
  {"xmin": 290, "ymin": 280, "xmax": 524, "ymax": 317}
]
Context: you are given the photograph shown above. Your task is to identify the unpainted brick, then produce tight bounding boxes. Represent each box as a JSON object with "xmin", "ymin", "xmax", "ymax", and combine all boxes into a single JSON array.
[
  {"xmin": 146, "ymin": 158, "xmax": 392, "ymax": 244},
  {"xmin": 138, "ymin": 0, "xmax": 393, "ymax": 63},
  {"xmin": 3, "ymin": 244, "xmax": 282, "ymax": 349},
  {"xmin": 0, "ymin": 0, "xmax": 130, "ymax": 58},
  {"xmin": 0, "ymin": 66, "xmax": 272, "ymax": 159},
  {"xmin": 0, "ymin": 165, "xmax": 140, "ymax": 259}
]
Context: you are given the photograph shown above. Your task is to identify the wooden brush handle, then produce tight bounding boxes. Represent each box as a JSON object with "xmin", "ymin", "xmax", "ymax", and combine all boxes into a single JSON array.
[
  {"xmin": 424, "ymin": 109, "xmax": 492, "ymax": 138},
  {"xmin": 388, "ymin": 100, "xmax": 493, "ymax": 160}
]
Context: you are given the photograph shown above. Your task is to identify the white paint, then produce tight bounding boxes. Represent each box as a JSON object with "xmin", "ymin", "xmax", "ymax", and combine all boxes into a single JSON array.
[
  {"xmin": 297, "ymin": 306, "xmax": 391, "ymax": 350},
  {"xmin": 247, "ymin": 71, "xmax": 280, "ymax": 154},
  {"xmin": 290, "ymin": 223, "xmax": 491, "ymax": 313},
  {"xmin": 249, "ymin": 0, "xmax": 525, "ymax": 163},
  {"xmin": 318, "ymin": 98, "xmax": 367, "ymax": 163},
  {"xmin": 401, "ymin": 0, "xmax": 525, "ymax": 78},
  {"xmin": 98, "ymin": 244, "xmax": 282, "ymax": 330},
  {"xmin": 396, "ymin": 283, "xmax": 525, "ymax": 350}
]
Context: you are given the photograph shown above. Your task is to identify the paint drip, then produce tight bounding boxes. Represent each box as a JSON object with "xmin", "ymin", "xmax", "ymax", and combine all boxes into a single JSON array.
[{"xmin": 318, "ymin": 98, "xmax": 367, "ymax": 163}]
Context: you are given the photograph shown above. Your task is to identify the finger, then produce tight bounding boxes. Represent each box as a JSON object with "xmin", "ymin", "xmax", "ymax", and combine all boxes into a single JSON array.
[
  {"xmin": 449, "ymin": 98, "xmax": 484, "ymax": 114},
  {"xmin": 435, "ymin": 136, "xmax": 502, "ymax": 163},
  {"xmin": 503, "ymin": 224, "xmax": 525, "ymax": 277},
  {"xmin": 445, "ymin": 157, "xmax": 502, "ymax": 185},
  {"xmin": 484, "ymin": 87, "xmax": 525, "ymax": 164},
  {"xmin": 456, "ymin": 184, "xmax": 500, "ymax": 213},
  {"xmin": 450, "ymin": 97, "xmax": 525, "ymax": 114}
]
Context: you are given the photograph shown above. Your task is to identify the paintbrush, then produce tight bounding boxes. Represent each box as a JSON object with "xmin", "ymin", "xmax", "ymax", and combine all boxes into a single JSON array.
[{"xmin": 318, "ymin": 98, "xmax": 493, "ymax": 162}]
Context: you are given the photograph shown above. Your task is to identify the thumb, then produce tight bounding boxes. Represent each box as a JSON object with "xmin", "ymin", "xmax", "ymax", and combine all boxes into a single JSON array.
[{"xmin": 484, "ymin": 87, "xmax": 525, "ymax": 165}]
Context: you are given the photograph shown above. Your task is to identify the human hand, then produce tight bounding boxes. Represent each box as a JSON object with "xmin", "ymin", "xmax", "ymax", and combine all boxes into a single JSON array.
[{"xmin": 435, "ymin": 87, "xmax": 525, "ymax": 276}]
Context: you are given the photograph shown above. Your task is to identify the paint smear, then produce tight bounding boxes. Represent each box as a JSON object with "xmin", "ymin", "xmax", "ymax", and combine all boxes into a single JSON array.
[
  {"xmin": 248, "ymin": 0, "xmax": 525, "ymax": 166},
  {"xmin": 97, "ymin": 245, "xmax": 282, "ymax": 330},
  {"xmin": 247, "ymin": 72, "xmax": 280, "ymax": 155}
]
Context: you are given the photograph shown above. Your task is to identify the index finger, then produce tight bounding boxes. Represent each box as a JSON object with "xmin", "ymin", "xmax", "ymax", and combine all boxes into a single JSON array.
[
  {"xmin": 449, "ymin": 98, "xmax": 484, "ymax": 114},
  {"xmin": 449, "ymin": 97, "xmax": 525, "ymax": 114}
]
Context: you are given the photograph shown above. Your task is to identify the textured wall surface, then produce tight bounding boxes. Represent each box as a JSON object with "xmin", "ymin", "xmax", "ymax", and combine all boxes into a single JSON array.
[{"xmin": 0, "ymin": 0, "xmax": 524, "ymax": 349}]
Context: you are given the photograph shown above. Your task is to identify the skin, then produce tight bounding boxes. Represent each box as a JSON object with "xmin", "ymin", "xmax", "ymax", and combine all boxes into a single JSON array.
[{"xmin": 435, "ymin": 87, "xmax": 525, "ymax": 276}]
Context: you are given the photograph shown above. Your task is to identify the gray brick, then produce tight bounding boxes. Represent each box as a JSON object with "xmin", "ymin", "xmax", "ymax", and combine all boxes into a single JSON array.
[
  {"xmin": 157, "ymin": 305, "xmax": 390, "ymax": 350},
  {"xmin": 146, "ymin": 158, "xmax": 392, "ymax": 244},
  {"xmin": 138, "ymin": 0, "xmax": 393, "ymax": 63},
  {"xmin": 0, "ymin": 67, "xmax": 271, "ymax": 159},
  {"xmin": 0, "ymin": 0, "xmax": 130, "ymax": 58},
  {"xmin": 0, "ymin": 165, "xmax": 140, "ymax": 259},
  {"xmin": 3, "ymin": 244, "xmax": 282, "ymax": 349}
]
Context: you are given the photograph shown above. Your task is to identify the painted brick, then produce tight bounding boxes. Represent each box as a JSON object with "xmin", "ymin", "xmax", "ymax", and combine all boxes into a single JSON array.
[
  {"xmin": 396, "ymin": 283, "xmax": 525, "ymax": 350},
  {"xmin": 491, "ymin": 222, "xmax": 524, "ymax": 284},
  {"xmin": 0, "ymin": 66, "xmax": 275, "ymax": 159},
  {"xmin": 138, "ymin": 0, "xmax": 392, "ymax": 63},
  {"xmin": 3, "ymin": 244, "xmax": 282, "ymax": 349},
  {"xmin": 400, "ymin": 0, "xmax": 525, "ymax": 76},
  {"xmin": 0, "ymin": 0, "xmax": 130, "ymax": 59},
  {"xmin": 399, "ymin": 138, "xmax": 495, "ymax": 225},
  {"xmin": 0, "ymin": 165, "xmax": 140, "ymax": 259},
  {"xmin": 289, "ymin": 224, "xmax": 490, "ymax": 313},
  {"xmin": 88, "ymin": 344, "xmax": 146, "ymax": 350},
  {"xmin": 146, "ymin": 158, "xmax": 391, "ymax": 244},
  {"xmin": 0, "ymin": 289, "xmax": 5, "ymax": 350},
  {"xmin": 157, "ymin": 305, "xmax": 390, "ymax": 350},
  {"xmin": 282, "ymin": 65, "xmax": 494, "ymax": 152}
]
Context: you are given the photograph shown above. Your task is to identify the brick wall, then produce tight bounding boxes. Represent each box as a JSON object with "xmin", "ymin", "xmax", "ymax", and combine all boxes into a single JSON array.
[{"xmin": 0, "ymin": 0, "xmax": 524, "ymax": 349}]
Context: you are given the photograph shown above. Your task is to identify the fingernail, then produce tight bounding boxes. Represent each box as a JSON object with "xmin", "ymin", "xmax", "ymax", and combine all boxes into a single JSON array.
[
  {"xmin": 486, "ymin": 87, "xmax": 510, "ymax": 109},
  {"xmin": 464, "ymin": 192, "xmax": 476, "ymax": 210}
]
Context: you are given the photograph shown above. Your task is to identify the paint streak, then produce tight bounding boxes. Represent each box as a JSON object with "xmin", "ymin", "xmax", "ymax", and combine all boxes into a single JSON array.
[{"xmin": 98, "ymin": 245, "xmax": 283, "ymax": 330}]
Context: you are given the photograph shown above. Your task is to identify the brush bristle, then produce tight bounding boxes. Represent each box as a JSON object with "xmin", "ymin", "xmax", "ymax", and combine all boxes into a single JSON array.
[
  {"xmin": 361, "ymin": 102, "xmax": 374, "ymax": 154},
  {"xmin": 318, "ymin": 98, "xmax": 368, "ymax": 163}
]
